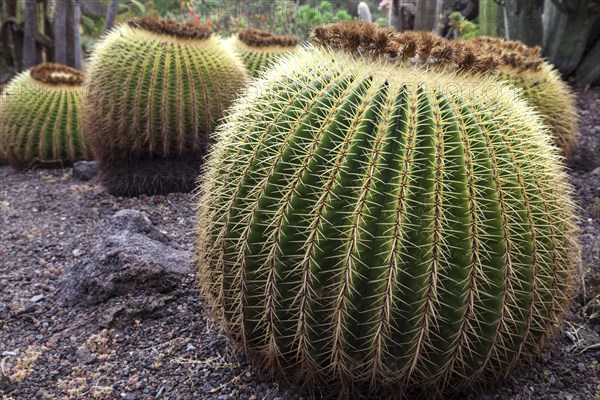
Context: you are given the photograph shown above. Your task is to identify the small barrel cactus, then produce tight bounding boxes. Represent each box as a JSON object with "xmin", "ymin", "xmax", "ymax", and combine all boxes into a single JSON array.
[
  {"xmin": 196, "ymin": 22, "xmax": 579, "ymax": 398},
  {"xmin": 0, "ymin": 63, "xmax": 90, "ymax": 169},
  {"xmin": 470, "ymin": 36, "xmax": 578, "ymax": 158},
  {"xmin": 226, "ymin": 28, "xmax": 300, "ymax": 78},
  {"xmin": 83, "ymin": 17, "xmax": 249, "ymax": 196}
]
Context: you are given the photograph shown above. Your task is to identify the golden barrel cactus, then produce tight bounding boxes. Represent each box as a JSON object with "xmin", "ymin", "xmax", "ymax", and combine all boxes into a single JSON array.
[
  {"xmin": 0, "ymin": 63, "xmax": 90, "ymax": 169},
  {"xmin": 226, "ymin": 28, "xmax": 300, "ymax": 78},
  {"xmin": 195, "ymin": 22, "xmax": 580, "ymax": 399},
  {"xmin": 84, "ymin": 17, "xmax": 249, "ymax": 196}
]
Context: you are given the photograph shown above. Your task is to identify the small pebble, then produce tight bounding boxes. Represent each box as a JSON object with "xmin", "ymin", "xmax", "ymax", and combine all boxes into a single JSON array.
[
  {"xmin": 30, "ymin": 294, "xmax": 44, "ymax": 303},
  {"xmin": 72, "ymin": 248, "xmax": 82, "ymax": 257}
]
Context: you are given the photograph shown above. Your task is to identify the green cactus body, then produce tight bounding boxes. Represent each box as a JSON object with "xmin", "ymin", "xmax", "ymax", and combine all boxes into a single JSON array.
[
  {"xmin": 196, "ymin": 42, "xmax": 579, "ymax": 398},
  {"xmin": 84, "ymin": 18, "xmax": 249, "ymax": 196},
  {"xmin": 470, "ymin": 36, "xmax": 578, "ymax": 158},
  {"xmin": 0, "ymin": 63, "xmax": 90, "ymax": 169},
  {"xmin": 226, "ymin": 29, "xmax": 300, "ymax": 78}
]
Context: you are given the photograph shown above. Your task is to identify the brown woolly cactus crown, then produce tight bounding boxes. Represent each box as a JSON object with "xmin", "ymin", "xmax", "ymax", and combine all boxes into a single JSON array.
[
  {"xmin": 126, "ymin": 17, "xmax": 211, "ymax": 40},
  {"xmin": 311, "ymin": 21, "xmax": 498, "ymax": 73},
  {"xmin": 470, "ymin": 36, "xmax": 544, "ymax": 72},
  {"xmin": 30, "ymin": 63, "xmax": 84, "ymax": 86},
  {"xmin": 237, "ymin": 28, "xmax": 299, "ymax": 47}
]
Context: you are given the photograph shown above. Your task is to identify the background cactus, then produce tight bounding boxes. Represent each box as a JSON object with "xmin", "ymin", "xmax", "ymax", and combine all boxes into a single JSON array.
[
  {"xmin": 357, "ymin": 2, "xmax": 373, "ymax": 23},
  {"xmin": 83, "ymin": 17, "xmax": 249, "ymax": 196},
  {"xmin": 0, "ymin": 63, "xmax": 90, "ymax": 169},
  {"xmin": 196, "ymin": 23, "xmax": 579, "ymax": 398},
  {"xmin": 470, "ymin": 36, "xmax": 578, "ymax": 158},
  {"xmin": 225, "ymin": 29, "xmax": 300, "ymax": 78}
]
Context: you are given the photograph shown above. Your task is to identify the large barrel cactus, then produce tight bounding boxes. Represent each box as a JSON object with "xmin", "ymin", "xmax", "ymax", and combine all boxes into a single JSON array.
[
  {"xmin": 0, "ymin": 63, "xmax": 90, "ymax": 169},
  {"xmin": 226, "ymin": 28, "xmax": 300, "ymax": 78},
  {"xmin": 195, "ymin": 23, "xmax": 580, "ymax": 398},
  {"xmin": 470, "ymin": 36, "xmax": 578, "ymax": 158},
  {"xmin": 84, "ymin": 17, "xmax": 249, "ymax": 196}
]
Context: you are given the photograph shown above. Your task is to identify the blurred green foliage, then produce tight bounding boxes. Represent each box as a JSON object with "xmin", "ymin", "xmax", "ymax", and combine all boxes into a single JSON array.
[
  {"xmin": 448, "ymin": 11, "xmax": 479, "ymax": 40},
  {"xmin": 135, "ymin": 0, "xmax": 355, "ymax": 39}
]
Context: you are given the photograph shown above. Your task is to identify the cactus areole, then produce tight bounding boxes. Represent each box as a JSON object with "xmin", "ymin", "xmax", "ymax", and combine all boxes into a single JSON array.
[
  {"xmin": 196, "ymin": 22, "xmax": 579, "ymax": 399},
  {"xmin": 0, "ymin": 63, "xmax": 90, "ymax": 169},
  {"xmin": 84, "ymin": 17, "xmax": 248, "ymax": 196}
]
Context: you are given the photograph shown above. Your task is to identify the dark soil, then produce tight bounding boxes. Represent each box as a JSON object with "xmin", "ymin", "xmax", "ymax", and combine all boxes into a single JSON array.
[{"xmin": 1, "ymin": 88, "xmax": 598, "ymax": 400}]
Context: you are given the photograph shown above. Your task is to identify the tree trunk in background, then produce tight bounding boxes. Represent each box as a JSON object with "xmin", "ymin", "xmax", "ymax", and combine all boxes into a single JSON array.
[
  {"xmin": 42, "ymin": 0, "xmax": 54, "ymax": 62},
  {"xmin": 388, "ymin": 0, "xmax": 404, "ymax": 31},
  {"xmin": 388, "ymin": 0, "xmax": 416, "ymax": 31},
  {"xmin": 70, "ymin": 0, "xmax": 82, "ymax": 70},
  {"xmin": 62, "ymin": 0, "xmax": 82, "ymax": 69},
  {"xmin": 103, "ymin": 0, "xmax": 120, "ymax": 34},
  {"xmin": 434, "ymin": 0, "xmax": 444, "ymax": 34},
  {"xmin": 2, "ymin": 0, "xmax": 21, "ymax": 71},
  {"xmin": 22, "ymin": 0, "xmax": 37, "ymax": 69},
  {"xmin": 54, "ymin": 0, "xmax": 68, "ymax": 65},
  {"xmin": 542, "ymin": 0, "xmax": 600, "ymax": 76},
  {"xmin": 414, "ymin": 0, "xmax": 437, "ymax": 31},
  {"xmin": 575, "ymin": 36, "xmax": 600, "ymax": 86},
  {"xmin": 503, "ymin": 0, "xmax": 543, "ymax": 46}
]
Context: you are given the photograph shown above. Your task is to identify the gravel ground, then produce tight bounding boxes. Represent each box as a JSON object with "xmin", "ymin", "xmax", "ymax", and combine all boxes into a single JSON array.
[{"xmin": 0, "ymin": 88, "xmax": 598, "ymax": 400}]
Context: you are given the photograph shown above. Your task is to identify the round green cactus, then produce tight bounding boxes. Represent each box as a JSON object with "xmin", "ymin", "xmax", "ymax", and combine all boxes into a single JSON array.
[
  {"xmin": 470, "ymin": 36, "xmax": 578, "ymax": 158},
  {"xmin": 0, "ymin": 63, "xmax": 90, "ymax": 169},
  {"xmin": 196, "ymin": 23, "xmax": 579, "ymax": 398},
  {"xmin": 83, "ymin": 17, "xmax": 249, "ymax": 196},
  {"xmin": 226, "ymin": 28, "xmax": 300, "ymax": 78}
]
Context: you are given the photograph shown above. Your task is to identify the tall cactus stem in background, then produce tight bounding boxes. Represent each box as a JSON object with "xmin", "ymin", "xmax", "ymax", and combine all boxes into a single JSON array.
[{"xmin": 358, "ymin": 2, "xmax": 372, "ymax": 23}]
